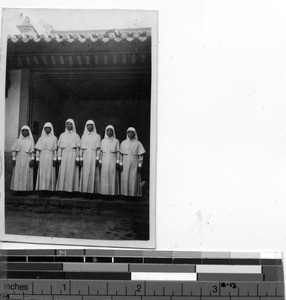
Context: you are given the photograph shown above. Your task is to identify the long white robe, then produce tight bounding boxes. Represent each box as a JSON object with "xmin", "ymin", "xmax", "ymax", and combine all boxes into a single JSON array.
[
  {"xmin": 35, "ymin": 134, "xmax": 58, "ymax": 191},
  {"xmin": 100, "ymin": 137, "xmax": 120, "ymax": 195},
  {"xmin": 79, "ymin": 132, "xmax": 101, "ymax": 193},
  {"xmin": 120, "ymin": 138, "xmax": 145, "ymax": 196},
  {"xmin": 10, "ymin": 136, "xmax": 34, "ymax": 191},
  {"xmin": 56, "ymin": 131, "xmax": 80, "ymax": 192}
]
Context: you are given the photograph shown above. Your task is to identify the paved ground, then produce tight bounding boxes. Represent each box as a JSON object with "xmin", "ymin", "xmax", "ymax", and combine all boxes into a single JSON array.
[{"xmin": 5, "ymin": 194, "xmax": 149, "ymax": 241}]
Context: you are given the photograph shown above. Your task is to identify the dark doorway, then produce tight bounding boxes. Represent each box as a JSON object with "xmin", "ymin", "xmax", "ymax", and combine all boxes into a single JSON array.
[{"xmin": 30, "ymin": 69, "xmax": 151, "ymax": 195}]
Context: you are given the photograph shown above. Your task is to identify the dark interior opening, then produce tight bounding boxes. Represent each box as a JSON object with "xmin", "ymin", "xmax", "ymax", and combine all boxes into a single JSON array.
[{"xmin": 30, "ymin": 68, "xmax": 151, "ymax": 194}]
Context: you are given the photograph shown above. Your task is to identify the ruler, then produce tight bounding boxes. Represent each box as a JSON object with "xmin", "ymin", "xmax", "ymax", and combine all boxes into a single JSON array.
[{"xmin": 0, "ymin": 250, "xmax": 284, "ymax": 299}]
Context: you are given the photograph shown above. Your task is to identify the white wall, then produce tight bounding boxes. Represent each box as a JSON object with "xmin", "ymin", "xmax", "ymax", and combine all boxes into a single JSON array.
[{"xmin": 5, "ymin": 70, "xmax": 21, "ymax": 152}]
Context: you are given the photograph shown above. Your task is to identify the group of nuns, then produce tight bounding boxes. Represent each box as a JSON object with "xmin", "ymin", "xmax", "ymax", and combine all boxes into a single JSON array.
[{"xmin": 10, "ymin": 119, "xmax": 146, "ymax": 197}]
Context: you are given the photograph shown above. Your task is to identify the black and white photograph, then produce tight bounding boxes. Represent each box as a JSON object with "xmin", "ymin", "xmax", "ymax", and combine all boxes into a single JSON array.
[
  {"xmin": 0, "ymin": 8, "xmax": 157, "ymax": 247},
  {"xmin": 1, "ymin": 0, "xmax": 286, "ymax": 257}
]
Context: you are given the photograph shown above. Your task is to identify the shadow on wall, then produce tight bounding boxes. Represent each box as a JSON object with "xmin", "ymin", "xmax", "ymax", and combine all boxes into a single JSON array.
[{"xmin": 5, "ymin": 152, "xmax": 12, "ymax": 193}]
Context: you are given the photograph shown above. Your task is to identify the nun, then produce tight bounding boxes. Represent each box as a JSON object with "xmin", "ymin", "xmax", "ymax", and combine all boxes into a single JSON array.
[
  {"xmin": 10, "ymin": 125, "xmax": 35, "ymax": 191},
  {"xmin": 120, "ymin": 127, "xmax": 146, "ymax": 197},
  {"xmin": 56, "ymin": 118, "xmax": 80, "ymax": 192},
  {"xmin": 99, "ymin": 125, "xmax": 120, "ymax": 195},
  {"xmin": 35, "ymin": 122, "xmax": 58, "ymax": 191},
  {"xmin": 79, "ymin": 120, "xmax": 101, "ymax": 193}
]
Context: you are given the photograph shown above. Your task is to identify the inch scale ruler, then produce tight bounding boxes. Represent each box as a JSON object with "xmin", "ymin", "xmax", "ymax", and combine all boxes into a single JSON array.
[{"xmin": 0, "ymin": 250, "xmax": 284, "ymax": 300}]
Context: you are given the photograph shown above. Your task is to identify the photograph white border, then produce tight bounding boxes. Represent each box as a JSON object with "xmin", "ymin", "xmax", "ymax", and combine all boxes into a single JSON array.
[{"xmin": 0, "ymin": 8, "xmax": 157, "ymax": 249}]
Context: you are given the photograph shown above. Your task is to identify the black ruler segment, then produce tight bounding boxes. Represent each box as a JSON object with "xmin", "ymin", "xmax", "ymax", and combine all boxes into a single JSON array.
[
  {"xmin": 144, "ymin": 258, "xmax": 173, "ymax": 264},
  {"xmin": 7, "ymin": 263, "xmax": 63, "ymax": 271},
  {"xmin": 85, "ymin": 257, "xmax": 113, "ymax": 263},
  {"xmin": 173, "ymin": 258, "xmax": 202, "ymax": 264},
  {"xmin": 114, "ymin": 257, "xmax": 143, "ymax": 263},
  {"xmin": 0, "ymin": 250, "xmax": 284, "ymax": 300},
  {"xmin": 28, "ymin": 256, "xmax": 55, "ymax": 262},
  {"xmin": 54, "ymin": 256, "xmax": 84, "ymax": 263},
  {"xmin": 201, "ymin": 259, "xmax": 262, "ymax": 265},
  {"xmin": 6, "ymin": 270, "xmax": 65, "ymax": 279},
  {"xmin": 65, "ymin": 272, "xmax": 131, "ymax": 280},
  {"xmin": 7, "ymin": 256, "xmax": 27, "ymax": 262},
  {"xmin": 2, "ymin": 272, "xmax": 131, "ymax": 280}
]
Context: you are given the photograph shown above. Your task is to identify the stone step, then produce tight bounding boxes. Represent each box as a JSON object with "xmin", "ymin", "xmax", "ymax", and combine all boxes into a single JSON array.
[{"xmin": 5, "ymin": 195, "xmax": 149, "ymax": 216}]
